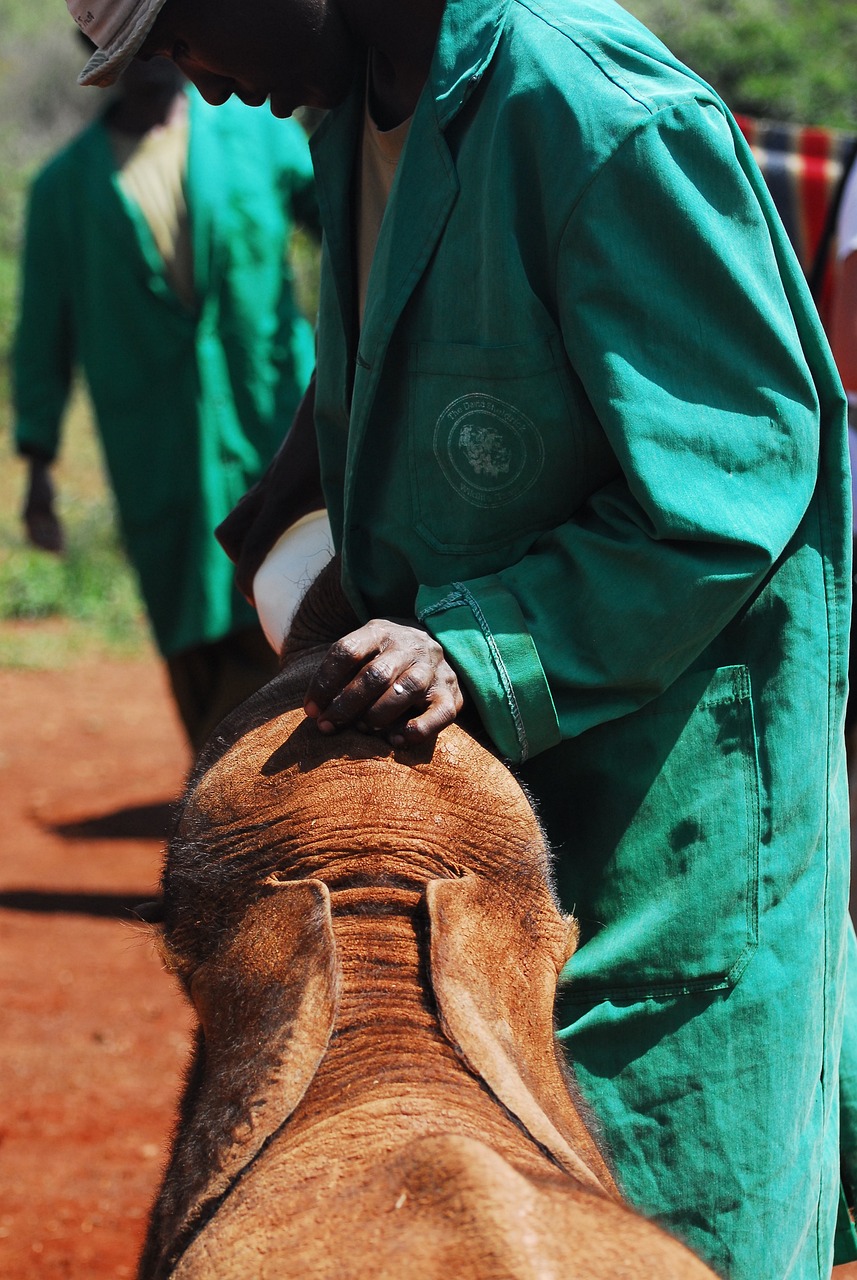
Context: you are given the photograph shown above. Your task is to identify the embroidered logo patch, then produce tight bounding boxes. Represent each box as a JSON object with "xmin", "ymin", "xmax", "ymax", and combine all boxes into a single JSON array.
[{"xmin": 433, "ymin": 394, "xmax": 544, "ymax": 508}]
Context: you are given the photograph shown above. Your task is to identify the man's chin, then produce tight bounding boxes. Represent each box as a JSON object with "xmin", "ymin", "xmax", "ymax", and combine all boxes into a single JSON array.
[
  {"xmin": 236, "ymin": 89, "xmax": 269, "ymax": 109},
  {"xmin": 269, "ymin": 95, "xmax": 296, "ymax": 118},
  {"xmin": 270, "ymin": 80, "xmax": 352, "ymax": 118}
]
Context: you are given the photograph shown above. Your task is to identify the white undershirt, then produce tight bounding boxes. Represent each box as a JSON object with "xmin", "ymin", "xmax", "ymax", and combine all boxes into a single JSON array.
[
  {"xmin": 252, "ymin": 86, "xmax": 413, "ymax": 652},
  {"xmin": 355, "ymin": 93, "xmax": 412, "ymax": 324},
  {"xmin": 836, "ymin": 161, "xmax": 857, "ymax": 261}
]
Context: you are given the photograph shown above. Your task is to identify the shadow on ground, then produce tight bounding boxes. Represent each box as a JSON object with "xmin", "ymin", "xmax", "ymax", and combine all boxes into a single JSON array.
[
  {"xmin": 0, "ymin": 889, "xmax": 160, "ymax": 919},
  {"xmin": 47, "ymin": 801, "xmax": 176, "ymax": 842}
]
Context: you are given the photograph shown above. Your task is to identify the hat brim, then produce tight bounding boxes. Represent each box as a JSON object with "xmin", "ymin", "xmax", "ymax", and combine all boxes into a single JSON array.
[{"xmin": 77, "ymin": 0, "xmax": 173, "ymax": 88}]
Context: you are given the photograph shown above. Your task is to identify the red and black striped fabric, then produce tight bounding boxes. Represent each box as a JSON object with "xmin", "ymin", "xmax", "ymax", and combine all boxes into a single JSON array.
[{"xmin": 735, "ymin": 112, "xmax": 856, "ymax": 323}]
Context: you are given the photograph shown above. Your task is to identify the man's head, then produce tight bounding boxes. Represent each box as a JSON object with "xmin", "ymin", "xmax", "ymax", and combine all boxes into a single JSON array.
[{"xmin": 67, "ymin": 0, "xmax": 360, "ymax": 118}]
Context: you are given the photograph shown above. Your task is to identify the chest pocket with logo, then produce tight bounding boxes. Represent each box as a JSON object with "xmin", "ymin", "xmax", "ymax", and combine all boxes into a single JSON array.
[{"xmin": 408, "ymin": 336, "xmax": 583, "ymax": 555}]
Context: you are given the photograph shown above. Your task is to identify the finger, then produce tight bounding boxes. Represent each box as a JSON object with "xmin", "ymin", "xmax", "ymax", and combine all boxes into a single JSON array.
[
  {"xmin": 304, "ymin": 626, "xmax": 387, "ymax": 719},
  {"xmin": 355, "ymin": 666, "xmax": 435, "ymax": 730},
  {"xmin": 313, "ymin": 653, "xmax": 410, "ymax": 731},
  {"xmin": 389, "ymin": 679, "xmax": 465, "ymax": 748}
]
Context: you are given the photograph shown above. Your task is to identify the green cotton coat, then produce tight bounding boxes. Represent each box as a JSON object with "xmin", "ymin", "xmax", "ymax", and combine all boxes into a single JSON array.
[
  {"xmin": 13, "ymin": 88, "xmax": 317, "ymax": 657},
  {"xmin": 307, "ymin": 0, "xmax": 854, "ymax": 1275}
]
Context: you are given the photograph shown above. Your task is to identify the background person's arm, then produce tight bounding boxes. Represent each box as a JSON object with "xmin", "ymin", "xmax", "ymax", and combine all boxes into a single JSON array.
[
  {"xmin": 14, "ymin": 163, "xmax": 74, "ymax": 557},
  {"xmin": 22, "ymin": 457, "xmax": 63, "ymax": 554}
]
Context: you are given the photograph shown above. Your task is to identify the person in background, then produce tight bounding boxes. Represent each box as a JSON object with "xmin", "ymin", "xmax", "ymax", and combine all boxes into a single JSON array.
[{"xmin": 14, "ymin": 36, "xmax": 319, "ymax": 751}]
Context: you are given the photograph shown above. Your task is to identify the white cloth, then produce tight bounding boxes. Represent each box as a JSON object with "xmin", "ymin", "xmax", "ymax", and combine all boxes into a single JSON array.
[
  {"xmin": 356, "ymin": 89, "xmax": 411, "ymax": 324},
  {"xmin": 836, "ymin": 161, "xmax": 857, "ymax": 261},
  {"xmin": 253, "ymin": 510, "xmax": 335, "ymax": 653}
]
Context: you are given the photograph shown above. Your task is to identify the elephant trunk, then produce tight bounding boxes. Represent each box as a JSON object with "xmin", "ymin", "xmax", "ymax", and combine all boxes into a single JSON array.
[{"xmin": 277, "ymin": 878, "xmax": 611, "ymax": 1192}]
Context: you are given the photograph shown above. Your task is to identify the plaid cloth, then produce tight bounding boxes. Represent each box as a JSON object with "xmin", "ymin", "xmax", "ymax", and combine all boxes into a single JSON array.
[{"xmin": 735, "ymin": 113, "xmax": 857, "ymax": 322}]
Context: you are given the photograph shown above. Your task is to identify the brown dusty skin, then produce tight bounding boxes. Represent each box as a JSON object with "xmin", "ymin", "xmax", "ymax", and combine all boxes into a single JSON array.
[{"xmin": 1, "ymin": 654, "xmax": 855, "ymax": 1279}]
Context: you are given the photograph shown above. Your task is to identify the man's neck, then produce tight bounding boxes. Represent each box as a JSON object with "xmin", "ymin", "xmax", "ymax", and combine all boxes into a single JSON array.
[
  {"xmin": 346, "ymin": 0, "xmax": 445, "ymax": 128},
  {"xmin": 107, "ymin": 88, "xmax": 187, "ymax": 138}
]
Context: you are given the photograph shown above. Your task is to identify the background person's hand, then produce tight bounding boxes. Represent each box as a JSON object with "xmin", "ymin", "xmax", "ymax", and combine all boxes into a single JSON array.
[
  {"xmin": 22, "ymin": 459, "xmax": 64, "ymax": 554},
  {"xmin": 304, "ymin": 619, "xmax": 464, "ymax": 748}
]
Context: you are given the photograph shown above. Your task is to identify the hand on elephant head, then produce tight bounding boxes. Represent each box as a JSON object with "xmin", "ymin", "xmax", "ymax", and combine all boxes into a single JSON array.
[{"xmin": 303, "ymin": 617, "xmax": 464, "ymax": 749}]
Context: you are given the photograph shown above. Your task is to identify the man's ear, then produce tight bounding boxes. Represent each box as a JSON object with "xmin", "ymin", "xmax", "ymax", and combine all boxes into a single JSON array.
[
  {"xmin": 152, "ymin": 879, "xmax": 340, "ymax": 1255},
  {"xmin": 425, "ymin": 871, "xmax": 613, "ymax": 1194}
]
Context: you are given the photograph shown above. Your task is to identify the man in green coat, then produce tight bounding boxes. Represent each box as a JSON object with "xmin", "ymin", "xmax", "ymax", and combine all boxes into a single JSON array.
[
  {"xmin": 14, "ymin": 48, "xmax": 319, "ymax": 749},
  {"xmin": 68, "ymin": 0, "xmax": 855, "ymax": 1275}
]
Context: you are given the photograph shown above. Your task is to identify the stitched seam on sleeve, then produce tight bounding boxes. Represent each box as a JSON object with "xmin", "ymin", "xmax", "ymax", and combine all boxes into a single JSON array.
[
  {"xmin": 421, "ymin": 582, "xmax": 529, "ymax": 761},
  {"xmin": 417, "ymin": 588, "xmax": 468, "ymax": 619}
]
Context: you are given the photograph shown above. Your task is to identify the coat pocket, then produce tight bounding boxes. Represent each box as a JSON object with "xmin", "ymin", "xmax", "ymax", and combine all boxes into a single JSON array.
[
  {"xmin": 408, "ymin": 336, "xmax": 582, "ymax": 554},
  {"xmin": 544, "ymin": 665, "xmax": 761, "ymax": 1003}
]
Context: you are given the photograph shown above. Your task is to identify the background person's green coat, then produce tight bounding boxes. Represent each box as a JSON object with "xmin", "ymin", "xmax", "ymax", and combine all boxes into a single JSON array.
[
  {"xmin": 306, "ymin": 0, "xmax": 853, "ymax": 1275},
  {"xmin": 13, "ymin": 88, "xmax": 317, "ymax": 658}
]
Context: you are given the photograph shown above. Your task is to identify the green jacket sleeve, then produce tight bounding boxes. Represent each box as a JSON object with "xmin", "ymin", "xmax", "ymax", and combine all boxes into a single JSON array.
[
  {"xmin": 13, "ymin": 163, "xmax": 75, "ymax": 462},
  {"xmin": 416, "ymin": 100, "xmax": 826, "ymax": 762}
]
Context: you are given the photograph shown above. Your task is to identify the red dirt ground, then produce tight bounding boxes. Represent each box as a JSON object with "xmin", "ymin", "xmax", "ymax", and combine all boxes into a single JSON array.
[
  {"xmin": 1, "ymin": 655, "xmax": 855, "ymax": 1279},
  {"xmin": 0, "ymin": 658, "xmax": 194, "ymax": 1279}
]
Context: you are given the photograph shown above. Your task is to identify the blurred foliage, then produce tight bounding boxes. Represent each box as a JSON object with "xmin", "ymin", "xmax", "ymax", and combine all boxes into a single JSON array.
[
  {"xmin": 625, "ymin": 0, "xmax": 857, "ymax": 128},
  {"xmin": 0, "ymin": 525, "xmax": 145, "ymax": 632}
]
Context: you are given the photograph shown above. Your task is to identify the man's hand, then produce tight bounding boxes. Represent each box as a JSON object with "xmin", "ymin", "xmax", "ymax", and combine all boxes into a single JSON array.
[
  {"xmin": 23, "ymin": 460, "xmax": 64, "ymax": 554},
  {"xmin": 304, "ymin": 619, "xmax": 463, "ymax": 748}
]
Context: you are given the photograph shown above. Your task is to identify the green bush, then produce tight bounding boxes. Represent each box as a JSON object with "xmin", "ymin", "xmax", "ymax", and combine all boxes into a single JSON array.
[
  {"xmin": 0, "ymin": 521, "xmax": 142, "ymax": 630},
  {"xmin": 626, "ymin": 0, "xmax": 857, "ymax": 128},
  {"xmin": 0, "ymin": 391, "xmax": 149, "ymax": 665}
]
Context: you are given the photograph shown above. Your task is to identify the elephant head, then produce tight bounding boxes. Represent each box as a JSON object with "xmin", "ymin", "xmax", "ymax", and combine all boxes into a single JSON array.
[{"xmin": 140, "ymin": 562, "xmax": 715, "ymax": 1280}]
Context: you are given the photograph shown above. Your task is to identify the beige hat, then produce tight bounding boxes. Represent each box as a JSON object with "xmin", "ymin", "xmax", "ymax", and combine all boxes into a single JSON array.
[{"xmin": 67, "ymin": 0, "xmax": 173, "ymax": 87}]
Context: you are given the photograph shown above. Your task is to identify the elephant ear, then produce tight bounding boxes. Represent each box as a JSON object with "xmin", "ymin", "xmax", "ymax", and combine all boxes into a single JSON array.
[
  {"xmin": 426, "ymin": 872, "xmax": 615, "ymax": 1196},
  {"xmin": 149, "ymin": 879, "xmax": 339, "ymax": 1270}
]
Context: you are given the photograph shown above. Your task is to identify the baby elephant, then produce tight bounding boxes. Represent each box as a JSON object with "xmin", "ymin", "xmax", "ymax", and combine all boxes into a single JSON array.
[{"xmin": 139, "ymin": 567, "xmax": 718, "ymax": 1280}]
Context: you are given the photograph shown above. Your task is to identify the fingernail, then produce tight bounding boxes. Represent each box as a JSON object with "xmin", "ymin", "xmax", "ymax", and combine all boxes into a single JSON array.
[
  {"xmin": 305, "ymin": 701, "xmax": 319, "ymax": 718},
  {"xmin": 318, "ymin": 720, "xmax": 335, "ymax": 734},
  {"xmin": 391, "ymin": 735, "xmax": 405, "ymax": 748}
]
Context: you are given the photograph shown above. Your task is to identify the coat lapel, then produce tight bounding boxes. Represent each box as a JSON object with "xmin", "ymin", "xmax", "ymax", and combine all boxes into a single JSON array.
[
  {"xmin": 313, "ymin": 0, "xmax": 510, "ymax": 461},
  {"xmin": 310, "ymin": 0, "xmax": 512, "ymax": 606},
  {"xmin": 348, "ymin": 92, "xmax": 460, "ymax": 452},
  {"xmin": 311, "ymin": 87, "xmax": 363, "ymax": 364}
]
